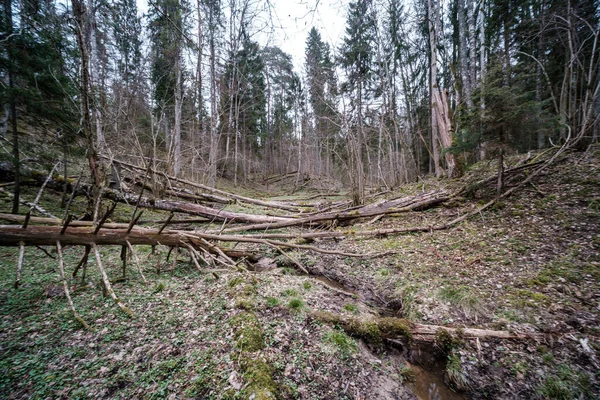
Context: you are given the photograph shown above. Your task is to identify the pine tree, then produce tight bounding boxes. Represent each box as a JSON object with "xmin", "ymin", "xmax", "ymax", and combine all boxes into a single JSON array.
[
  {"xmin": 339, "ymin": 0, "xmax": 377, "ymax": 204},
  {"xmin": 305, "ymin": 27, "xmax": 338, "ymax": 176},
  {"xmin": 1, "ymin": 0, "xmax": 79, "ymax": 213}
]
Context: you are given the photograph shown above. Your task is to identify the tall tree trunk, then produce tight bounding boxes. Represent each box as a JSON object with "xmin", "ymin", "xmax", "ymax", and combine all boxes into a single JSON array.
[
  {"xmin": 207, "ymin": 3, "xmax": 219, "ymax": 187},
  {"xmin": 173, "ymin": 62, "xmax": 182, "ymax": 176},
  {"xmin": 4, "ymin": 0, "xmax": 19, "ymax": 214},
  {"xmin": 72, "ymin": 0, "xmax": 104, "ymax": 219},
  {"xmin": 86, "ymin": 0, "xmax": 105, "ymax": 150},
  {"xmin": 428, "ymin": 0, "xmax": 442, "ymax": 177},
  {"xmin": 458, "ymin": 0, "xmax": 473, "ymax": 107},
  {"xmin": 536, "ymin": 0, "xmax": 546, "ymax": 149}
]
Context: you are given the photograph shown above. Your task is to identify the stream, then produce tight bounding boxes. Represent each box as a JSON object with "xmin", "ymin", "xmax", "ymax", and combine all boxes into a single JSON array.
[{"xmin": 309, "ymin": 272, "xmax": 467, "ymax": 400}]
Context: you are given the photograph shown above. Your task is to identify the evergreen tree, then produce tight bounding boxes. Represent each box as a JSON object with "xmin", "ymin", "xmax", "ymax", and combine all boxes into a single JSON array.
[
  {"xmin": 148, "ymin": 0, "xmax": 188, "ymax": 174},
  {"xmin": 0, "ymin": 0, "xmax": 78, "ymax": 212},
  {"xmin": 305, "ymin": 27, "xmax": 338, "ymax": 176},
  {"xmin": 339, "ymin": 0, "xmax": 377, "ymax": 204}
]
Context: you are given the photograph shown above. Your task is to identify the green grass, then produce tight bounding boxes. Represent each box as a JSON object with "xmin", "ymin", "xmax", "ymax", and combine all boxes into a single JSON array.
[
  {"xmin": 537, "ymin": 364, "xmax": 592, "ymax": 400},
  {"xmin": 322, "ymin": 330, "xmax": 357, "ymax": 357},
  {"xmin": 282, "ymin": 288, "xmax": 299, "ymax": 297},
  {"xmin": 265, "ymin": 296, "xmax": 280, "ymax": 308},
  {"xmin": 438, "ymin": 285, "xmax": 484, "ymax": 316},
  {"xmin": 343, "ymin": 303, "xmax": 359, "ymax": 314},
  {"xmin": 287, "ymin": 297, "xmax": 304, "ymax": 312}
]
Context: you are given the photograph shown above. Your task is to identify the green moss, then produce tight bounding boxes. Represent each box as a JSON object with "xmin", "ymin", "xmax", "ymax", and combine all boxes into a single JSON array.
[
  {"xmin": 235, "ymin": 297, "xmax": 255, "ymax": 311},
  {"xmin": 435, "ymin": 328, "xmax": 462, "ymax": 353},
  {"xmin": 322, "ymin": 330, "xmax": 357, "ymax": 357},
  {"xmin": 510, "ymin": 289, "xmax": 551, "ymax": 308},
  {"xmin": 346, "ymin": 319, "xmax": 382, "ymax": 343},
  {"xmin": 302, "ymin": 281, "xmax": 312, "ymax": 290},
  {"xmin": 378, "ymin": 317, "xmax": 413, "ymax": 343},
  {"xmin": 228, "ymin": 276, "xmax": 245, "ymax": 288},
  {"xmin": 399, "ymin": 365, "xmax": 416, "ymax": 383},
  {"xmin": 240, "ymin": 358, "xmax": 278, "ymax": 400},
  {"xmin": 231, "ymin": 312, "xmax": 264, "ymax": 352},
  {"xmin": 311, "ymin": 312, "xmax": 413, "ymax": 345},
  {"xmin": 242, "ymin": 284, "xmax": 257, "ymax": 296}
]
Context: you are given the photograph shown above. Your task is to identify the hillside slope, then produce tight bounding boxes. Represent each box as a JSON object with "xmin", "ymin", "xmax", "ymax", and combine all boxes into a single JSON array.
[{"xmin": 0, "ymin": 148, "xmax": 598, "ymax": 399}]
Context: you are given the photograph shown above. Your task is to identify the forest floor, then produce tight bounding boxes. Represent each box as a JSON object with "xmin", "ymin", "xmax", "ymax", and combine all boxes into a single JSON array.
[{"xmin": 0, "ymin": 148, "xmax": 599, "ymax": 399}]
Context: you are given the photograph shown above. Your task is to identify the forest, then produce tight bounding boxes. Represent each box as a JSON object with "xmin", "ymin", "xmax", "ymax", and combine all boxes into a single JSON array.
[{"xmin": 0, "ymin": 0, "xmax": 599, "ymax": 398}]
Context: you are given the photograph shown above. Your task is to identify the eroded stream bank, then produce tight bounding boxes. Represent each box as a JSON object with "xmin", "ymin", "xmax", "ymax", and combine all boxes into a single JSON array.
[{"xmin": 301, "ymin": 267, "xmax": 468, "ymax": 399}]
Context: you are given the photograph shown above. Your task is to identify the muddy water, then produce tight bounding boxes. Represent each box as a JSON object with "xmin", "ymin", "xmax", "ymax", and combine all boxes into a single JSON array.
[
  {"xmin": 313, "ymin": 275, "xmax": 359, "ymax": 297},
  {"xmin": 407, "ymin": 344, "xmax": 467, "ymax": 400}
]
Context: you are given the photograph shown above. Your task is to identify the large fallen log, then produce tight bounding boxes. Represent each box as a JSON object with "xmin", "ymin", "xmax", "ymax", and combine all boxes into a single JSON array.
[
  {"xmin": 106, "ymin": 157, "xmax": 305, "ymax": 213},
  {"xmin": 311, "ymin": 311, "xmax": 545, "ymax": 344},
  {"xmin": 220, "ymin": 191, "xmax": 450, "ymax": 233},
  {"xmin": 103, "ymin": 189, "xmax": 294, "ymax": 225},
  {"xmin": 0, "ymin": 225, "xmax": 258, "ymax": 261}
]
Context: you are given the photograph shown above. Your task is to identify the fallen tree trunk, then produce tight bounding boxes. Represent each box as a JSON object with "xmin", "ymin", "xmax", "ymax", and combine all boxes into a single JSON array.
[
  {"xmin": 106, "ymin": 157, "xmax": 305, "ymax": 213},
  {"xmin": 103, "ymin": 189, "xmax": 294, "ymax": 225},
  {"xmin": 311, "ymin": 311, "xmax": 545, "ymax": 344},
  {"xmin": 0, "ymin": 164, "xmax": 297, "ymax": 224},
  {"xmin": 0, "ymin": 224, "xmax": 389, "ymax": 258},
  {"xmin": 220, "ymin": 191, "xmax": 450, "ymax": 233},
  {"xmin": 0, "ymin": 225, "xmax": 258, "ymax": 261}
]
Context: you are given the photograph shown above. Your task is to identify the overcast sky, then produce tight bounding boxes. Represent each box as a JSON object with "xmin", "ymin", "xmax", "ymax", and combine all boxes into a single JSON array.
[
  {"xmin": 261, "ymin": 0, "xmax": 347, "ymax": 70},
  {"xmin": 138, "ymin": 0, "xmax": 348, "ymax": 73}
]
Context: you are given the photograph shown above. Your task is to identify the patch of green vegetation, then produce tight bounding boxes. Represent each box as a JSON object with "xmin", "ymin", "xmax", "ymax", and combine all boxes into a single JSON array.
[
  {"xmin": 510, "ymin": 361, "xmax": 528, "ymax": 376},
  {"xmin": 537, "ymin": 364, "xmax": 592, "ymax": 400},
  {"xmin": 242, "ymin": 283, "xmax": 257, "ymax": 296},
  {"xmin": 265, "ymin": 297, "xmax": 280, "ymax": 308},
  {"xmin": 282, "ymin": 288, "xmax": 299, "ymax": 297},
  {"xmin": 377, "ymin": 268, "xmax": 390, "ymax": 277},
  {"xmin": 343, "ymin": 303, "xmax": 359, "ymax": 314},
  {"xmin": 399, "ymin": 365, "xmax": 416, "ymax": 383},
  {"xmin": 153, "ymin": 280, "xmax": 166, "ymax": 293},
  {"xmin": 312, "ymin": 311, "xmax": 412, "ymax": 345},
  {"xmin": 434, "ymin": 328, "xmax": 463, "ymax": 354},
  {"xmin": 228, "ymin": 276, "xmax": 245, "ymax": 288},
  {"xmin": 231, "ymin": 312, "xmax": 264, "ymax": 352},
  {"xmin": 287, "ymin": 297, "xmax": 305, "ymax": 312},
  {"xmin": 381, "ymin": 238, "xmax": 401, "ymax": 250},
  {"xmin": 393, "ymin": 283, "xmax": 419, "ymax": 319},
  {"xmin": 438, "ymin": 285, "xmax": 484, "ymax": 316},
  {"xmin": 235, "ymin": 297, "xmax": 255, "ymax": 311},
  {"xmin": 239, "ymin": 357, "xmax": 278, "ymax": 399},
  {"xmin": 302, "ymin": 281, "xmax": 312, "ymax": 290},
  {"xmin": 377, "ymin": 317, "xmax": 412, "ymax": 343},
  {"xmin": 322, "ymin": 329, "xmax": 358, "ymax": 357},
  {"xmin": 445, "ymin": 353, "xmax": 468, "ymax": 390},
  {"xmin": 510, "ymin": 289, "xmax": 551, "ymax": 308}
]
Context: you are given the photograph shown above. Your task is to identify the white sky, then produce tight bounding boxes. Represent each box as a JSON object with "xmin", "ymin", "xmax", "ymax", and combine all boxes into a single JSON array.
[
  {"xmin": 137, "ymin": 0, "xmax": 349, "ymax": 74},
  {"xmin": 261, "ymin": 0, "xmax": 348, "ymax": 70}
]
